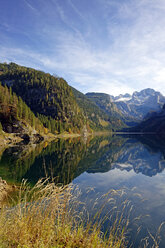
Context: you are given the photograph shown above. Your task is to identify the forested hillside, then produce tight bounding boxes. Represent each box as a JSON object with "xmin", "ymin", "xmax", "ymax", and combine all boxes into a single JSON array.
[
  {"xmin": 86, "ymin": 90, "xmax": 165, "ymax": 127},
  {"xmin": 0, "ymin": 63, "xmax": 86, "ymax": 134},
  {"xmin": 72, "ymin": 87, "xmax": 124, "ymax": 130},
  {"xmin": 0, "ymin": 62, "xmax": 126, "ymax": 134},
  {"xmin": 0, "ymin": 83, "xmax": 45, "ymax": 136},
  {"xmin": 85, "ymin": 92, "xmax": 125, "ymax": 127},
  {"xmin": 130, "ymin": 104, "xmax": 165, "ymax": 135}
]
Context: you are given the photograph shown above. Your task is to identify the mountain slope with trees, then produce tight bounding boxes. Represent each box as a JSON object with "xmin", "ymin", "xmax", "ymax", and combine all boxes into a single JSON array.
[
  {"xmin": 129, "ymin": 104, "xmax": 165, "ymax": 135},
  {"xmin": 0, "ymin": 83, "xmax": 45, "ymax": 142},
  {"xmin": 0, "ymin": 63, "xmax": 86, "ymax": 134},
  {"xmin": 72, "ymin": 87, "xmax": 124, "ymax": 130},
  {"xmin": 0, "ymin": 62, "xmax": 125, "ymax": 133},
  {"xmin": 86, "ymin": 89, "xmax": 165, "ymax": 127},
  {"xmin": 85, "ymin": 92, "xmax": 126, "ymax": 127}
]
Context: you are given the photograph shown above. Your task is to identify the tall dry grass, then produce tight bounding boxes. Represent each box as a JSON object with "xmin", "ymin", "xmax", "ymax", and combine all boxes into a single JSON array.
[{"xmin": 0, "ymin": 178, "xmax": 128, "ymax": 248}]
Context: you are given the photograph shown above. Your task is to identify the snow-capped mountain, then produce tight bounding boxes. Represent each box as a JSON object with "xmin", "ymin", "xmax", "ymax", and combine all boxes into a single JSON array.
[
  {"xmin": 111, "ymin": 88, "xmax": 165, "ymax": 121},
  {"xmin": 86, "ymin": 88, "xmax": 165, "ymax": 126},
  {"xmin": 110, "ymin": 93, "xmax": 132, "ymax": 102}
]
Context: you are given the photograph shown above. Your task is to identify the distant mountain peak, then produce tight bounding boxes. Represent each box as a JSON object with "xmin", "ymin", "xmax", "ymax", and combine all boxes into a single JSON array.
[
  {"xmin": 113, "ymin": 93, "xmax": 132, "ymax": 102},
  {"xmin": 141, "ymin": 88, "xmax": 155, "ymax": 94},
  {"xmin": 86, "ymin": 88, "xmax": 165, "ymax": 126},
  {"xmin": 111, "ymin": 88, "xmax": 165, "ymax": 121},
  {"xmin": 132, "ymin": 88, "xmax": 158, "ymax": 98}
]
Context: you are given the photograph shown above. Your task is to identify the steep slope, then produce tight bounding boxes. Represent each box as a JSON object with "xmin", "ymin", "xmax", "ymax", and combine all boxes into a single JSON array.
[
  {"xmin": 0, "ymin": 62, "xmax": 125, "ymax": 133},
  {"xmin": 110, "ymin": 93, "xmax": 132, "ymax": 102},
  {"xmin": 86, "ymin": 89, "xmax": 165, "ymax": 126},
  {"xmin": 72, "ymin": 88, "xmax": 124, "ymax": 130},
  {"xmin": 112, "ymin": 88, "xmax": 165, "ymax": 121},
  {"xmin": 86, "ymin": 92, "xmax": 128, "ymax": 126},
  {"xmin": 130, "ymin": 104, "xmax": 165, "ymax": 134},
  {"xmin": 0, "ymin": 63, "xmax": 86, "ymax": 133},
  {"xmin": 0, "ymin": 83, "xmax": 44, "ymax": 142}
]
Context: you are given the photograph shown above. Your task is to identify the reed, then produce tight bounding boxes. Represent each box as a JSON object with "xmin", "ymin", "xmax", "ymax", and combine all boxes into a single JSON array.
[{"xmin": 0, "ymin": 178, "xmax": 128, "ymax": 248}]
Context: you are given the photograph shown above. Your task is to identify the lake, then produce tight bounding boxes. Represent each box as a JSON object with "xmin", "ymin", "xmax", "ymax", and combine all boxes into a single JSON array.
[{"xmin": 0, "ymin": 134, "xmax": 165, "ymax": 247}]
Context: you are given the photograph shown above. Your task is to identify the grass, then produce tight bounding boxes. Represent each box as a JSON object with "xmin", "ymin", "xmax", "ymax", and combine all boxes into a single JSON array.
[
  {"xmin": 0, "ymin": 178, "xmax": 163, "ymax": 248},
  {"xmin": 0, "ymin": 178, "xmax": 128, "ymax": 248}
]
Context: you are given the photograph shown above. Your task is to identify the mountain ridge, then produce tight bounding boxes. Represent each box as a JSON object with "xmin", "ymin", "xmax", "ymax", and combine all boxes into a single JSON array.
[
  {"xmin": 1, "ymin": 62, "xmax": 165, "ymax": 136},
  {"xmin": 0, "ymin": 62, "xmax": 124, "ymax": 136},
  {"xmin": 129, "ymin": 104, "xmax": 165, "ymax": 134},
  {"xmin": 86, "ymin": 88, "xmax": 165, "ymax": 126}
]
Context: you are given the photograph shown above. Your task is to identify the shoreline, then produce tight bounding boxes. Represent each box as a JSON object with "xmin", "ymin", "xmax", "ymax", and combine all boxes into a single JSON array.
[
  {"xmin": 0, "ymin": 130, "xmax": 159, "ymax": 149},
  {"xmin": 0, "ymin": 133, "xmax": 23, "ymax": 148}
]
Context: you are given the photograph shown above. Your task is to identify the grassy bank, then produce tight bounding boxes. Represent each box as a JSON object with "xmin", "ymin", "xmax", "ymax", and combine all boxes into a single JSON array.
[{"xmin": 0, "ymin": 179, "xmax": 128, "ymax": 248}]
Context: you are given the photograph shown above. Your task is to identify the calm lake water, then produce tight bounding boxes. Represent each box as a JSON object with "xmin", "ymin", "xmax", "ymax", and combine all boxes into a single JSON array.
[{"xmin": 0, "ymin": 134, "xmax": 165, "ymax": 247}]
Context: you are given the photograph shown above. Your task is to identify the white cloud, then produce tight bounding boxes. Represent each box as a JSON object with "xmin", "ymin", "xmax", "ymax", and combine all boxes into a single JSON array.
[
  {"xmin": 154, "ymin": 69, "xmax": 165, "ymax": 83},
  {"xmin": 23, "ymin": 0, "xmax": 39, "ymax": 14},
  {"xmin": 1, "ymin": 0, "xmax": 165, "ymax": 96},
  {"xmin": 43, "ymin": 0, "xmax": 165, "ymax": 95}
]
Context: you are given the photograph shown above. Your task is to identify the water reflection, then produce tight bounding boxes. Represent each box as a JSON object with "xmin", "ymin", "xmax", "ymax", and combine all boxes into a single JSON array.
[
  {"xmin": 73, "ymin": 135, "xmax": 165, "ymax": 248},
  {"xmin": 1, "ymin": 134, "xmax": 165, "ymax": 246},
  {"xmin": 0, "ymin": 135, "xmax": 120, "ymax": 184},
  {"xmin": 87, "ymin": 135, "xmax": 165, "ymax": 177},
  {"xmin": 1, "ymin": 134, "xmax": 165, "ymax": 184}
]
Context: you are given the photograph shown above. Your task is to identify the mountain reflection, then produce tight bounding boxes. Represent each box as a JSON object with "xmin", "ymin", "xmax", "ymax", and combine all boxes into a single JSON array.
[
  {"xmin": 87, "ymin": 135, "xmax": 165, "ymax": 177},
  {"xmin": 0, "ymin": 134, "xmax": 165, "ymax": 184}
]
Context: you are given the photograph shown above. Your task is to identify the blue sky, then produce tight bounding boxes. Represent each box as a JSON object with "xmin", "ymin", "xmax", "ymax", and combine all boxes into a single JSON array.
[{"xmin": 1, "ymin": 0, "xmax": 165, "ymax": 96}]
